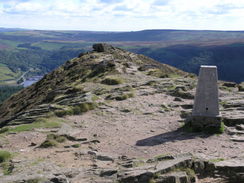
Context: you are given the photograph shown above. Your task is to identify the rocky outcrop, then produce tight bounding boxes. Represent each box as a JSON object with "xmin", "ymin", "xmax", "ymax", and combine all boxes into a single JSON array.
[
  {"xmin": 2, "ymin": 151, "xmax": 243, "ymax": 183},
  {"xmin": 238, "ymin": 82, "xmax": 244, "ymax": 91},
  {"xmin": 119, "ymin": 154, "xmax": 195, "ymax": 183},
  {"xmin": 214, "ymin": 158, "xmax": 244, "ymax": 182},
  {"xmin": 92, "ymin": 43, "xmax": 116, "ymax": 52},
  {"xmin": 118, "ymin": 154, "xmax": 244, "ymax": 183}
]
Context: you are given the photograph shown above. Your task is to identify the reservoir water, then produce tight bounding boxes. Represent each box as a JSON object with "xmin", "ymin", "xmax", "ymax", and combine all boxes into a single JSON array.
[{"xmin": 22, "ymin": 76, "xmax": 43, "ymax": 87}]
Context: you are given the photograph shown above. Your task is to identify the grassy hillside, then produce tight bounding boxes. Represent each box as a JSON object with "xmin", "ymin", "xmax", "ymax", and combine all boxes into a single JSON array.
[
  {"xmin": 0, "ymin": 85, "xmax": 23, "ymax": 104},
  {"xmin": 131, "ymin": 43, "xmax": 244, "ymax": 83},
  {"xmin": 0, "ymin": 64, "xmax": 22, "ymax": 84},
  {"xmin": 0, "ymin": 47, "xmax": 86, "ymax": 81}
]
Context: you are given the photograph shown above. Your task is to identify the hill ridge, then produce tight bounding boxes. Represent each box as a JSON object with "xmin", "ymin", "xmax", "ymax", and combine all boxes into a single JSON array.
[{"xmin": 0, "ymin": 43, "xmax": 186, "ymax": 127}]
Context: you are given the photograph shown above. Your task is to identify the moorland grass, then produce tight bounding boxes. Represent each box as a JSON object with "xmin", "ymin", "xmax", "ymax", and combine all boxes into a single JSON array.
[{"xmin": 0, "ymin": 117, "xmax": 63, "ymax": 134}]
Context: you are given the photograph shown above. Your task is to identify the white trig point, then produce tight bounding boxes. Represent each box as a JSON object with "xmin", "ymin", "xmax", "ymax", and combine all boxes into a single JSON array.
[
  {"xmin": 191, "ymin": 65, "xmax": 221, "ymax": 131},
  {"xmin": 193, "ymin": 65, "xmax": 219, "ymax": 117}
]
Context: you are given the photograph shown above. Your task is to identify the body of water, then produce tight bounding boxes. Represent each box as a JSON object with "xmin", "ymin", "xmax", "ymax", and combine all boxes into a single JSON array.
[{"xmin": 22, "ymin": 76, "xmax": 43, "ymax": 87}]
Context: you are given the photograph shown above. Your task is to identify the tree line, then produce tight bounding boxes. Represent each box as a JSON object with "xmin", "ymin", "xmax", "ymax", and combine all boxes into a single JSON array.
[{"xmin": 0, "ymin": 85, "xmax": 23, "ymax": 105}]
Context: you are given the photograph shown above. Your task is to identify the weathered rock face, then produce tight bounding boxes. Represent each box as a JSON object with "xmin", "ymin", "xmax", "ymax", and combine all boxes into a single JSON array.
[
  {"xmin": 238, "ymin": 82, "xmax": 244, "ymax": 91},
  {"xmin": 92, "ymin": 43, "xmax": 116, "ymax": 52},
  {"xmin": 214, "ymin": 158, "xmax": 244, "ymax": 182}
]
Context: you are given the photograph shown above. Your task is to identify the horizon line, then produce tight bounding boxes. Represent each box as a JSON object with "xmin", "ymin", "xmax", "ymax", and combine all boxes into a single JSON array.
[{"xmin": 1, "ymin": 27, "xmax": 244, "ymax": 32}]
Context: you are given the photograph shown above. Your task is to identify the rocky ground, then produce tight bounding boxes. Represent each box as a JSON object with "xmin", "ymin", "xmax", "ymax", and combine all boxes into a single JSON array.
[{"xmin": 0, "ymin": 44, "xmax": 243, "ymax": 183}]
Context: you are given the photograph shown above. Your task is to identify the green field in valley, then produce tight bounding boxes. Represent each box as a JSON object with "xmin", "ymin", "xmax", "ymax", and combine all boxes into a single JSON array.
[{"xmin": 0, "ymin": 64, "xmax": 21, "ymax": 84}]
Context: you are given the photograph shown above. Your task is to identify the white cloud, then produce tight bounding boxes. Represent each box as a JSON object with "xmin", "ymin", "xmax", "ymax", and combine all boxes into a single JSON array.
[
  {"xmin": 0, "ymin": 4, "xmax": 4, "ymax": 14},
  {"xmin": 0, "ymin": 0, "xmax": 244, "ymax": 30}
]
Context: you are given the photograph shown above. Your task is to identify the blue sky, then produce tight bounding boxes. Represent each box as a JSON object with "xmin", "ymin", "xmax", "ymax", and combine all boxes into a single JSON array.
[{"xmin": 0, "ymin": 0, "xmax": 244, "ymax": 31}]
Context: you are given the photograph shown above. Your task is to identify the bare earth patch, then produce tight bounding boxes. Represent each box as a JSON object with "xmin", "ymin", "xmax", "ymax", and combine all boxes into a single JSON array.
[{"xmin": 67, "ymin": 91, "xmax": 244, "ymax": 160}]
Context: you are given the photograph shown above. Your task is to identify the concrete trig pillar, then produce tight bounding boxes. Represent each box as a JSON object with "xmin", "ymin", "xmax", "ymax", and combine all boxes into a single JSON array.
[{"xmin": 191, "ymin": 65, "xmax": 221, "ymax": 131}]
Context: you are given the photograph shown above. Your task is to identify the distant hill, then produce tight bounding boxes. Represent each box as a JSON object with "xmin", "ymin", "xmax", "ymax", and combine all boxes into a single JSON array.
[
  {"xmin": 0, "ymin": 29, "xmax": 244, "ymax": 83},
  {"xmin": 131, "ymin": 43, "xmax": 244, "ymax": 83},
  {"xmin": 1, "ymin": 29, "xmax": 244, "ymax": 42},
  {"xmin": 0, "ymin": 27, "xmax": 26, "ymax": 32}
]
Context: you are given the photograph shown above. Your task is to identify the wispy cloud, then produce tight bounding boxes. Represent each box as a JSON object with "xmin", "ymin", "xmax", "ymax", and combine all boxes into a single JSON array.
[{"xmin": 0, "ymin": 0, "xmax": 244, "ymax": 30}]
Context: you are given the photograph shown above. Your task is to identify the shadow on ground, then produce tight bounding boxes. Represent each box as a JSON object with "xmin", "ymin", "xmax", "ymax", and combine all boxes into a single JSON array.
[{"xmin": 136, "ymin": 128, "xmax": 212, "ymax": 146}]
